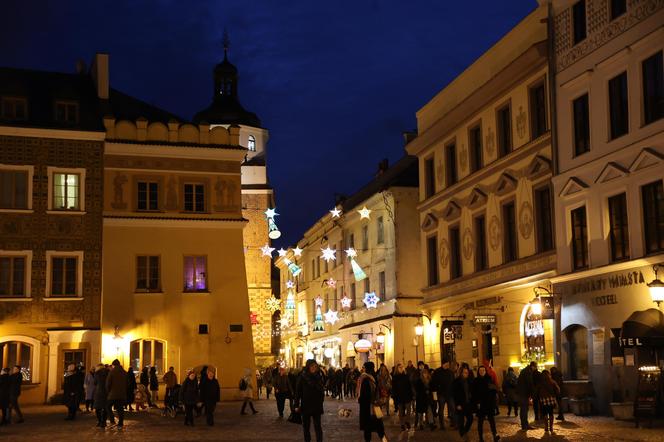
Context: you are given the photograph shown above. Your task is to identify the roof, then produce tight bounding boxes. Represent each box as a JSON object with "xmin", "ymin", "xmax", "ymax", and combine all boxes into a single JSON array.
[
  {"xmin": 193, "ymin": 94, "xmax": 261, "ymax": 127},
  {"xmin": 102, "ymin": 88, "xmax": 183, "ymax": 124},
  {"xmin": 0, "ymin": 66, "xmax": 104, "ymax": 131}
]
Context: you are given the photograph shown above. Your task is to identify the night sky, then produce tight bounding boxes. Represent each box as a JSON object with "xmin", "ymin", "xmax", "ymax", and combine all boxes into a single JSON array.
[{"xmin": 2, "ymin": 0, "xmax": 536, "ymax": 247}]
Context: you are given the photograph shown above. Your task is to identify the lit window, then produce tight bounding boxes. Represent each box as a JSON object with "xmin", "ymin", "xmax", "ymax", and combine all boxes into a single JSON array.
[
  {"xmin": 184, "ymin": 255, "xmax": 207, "ymax": 291},
  {"xmin": 53, "ymin": 173, "xmax": 80, "ymax": 210},
  {"xmin": 130, "ymin": 339, "xmax": 165, "ymax": 374},
  {"xmin": 55, "ymin": 101, "xmax": 79, "ymax": 124},
  {"xmin": 247, "ymin": 135, "xmax": 256, "ymax": 152},
  {"xmin": 0, "ymin": 341, "xmax": 32, "ymax": 381}
]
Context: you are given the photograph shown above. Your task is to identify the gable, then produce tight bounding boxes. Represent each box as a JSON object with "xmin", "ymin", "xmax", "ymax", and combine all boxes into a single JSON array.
[
  {"xmin": 421, "ymin": 213, "xmax": 439, "ymax": 233},
  {"xmin": 595, "ymin": 161, "xmax": 629, "ymax": 184},
  {"xmin": 559, "ymin": 177, "xmax": 589, "ymax": 198},
  {"xmin": 629, "ymin": 148, "xmax": 664, "ymax": 173},
  {"xmin": 440, "ymin": 200, "xmax": 461, "ymax": 222},
  {"xmin": 527, "ymin": 155, "xmax": 552, "ymax": 179},
  {"xmin": 467, "ymin": 187, "xmax": 488, "ymax": 209},
  {"xmin": 494, "ymin": 172, "xmax": 517, "ymax": 196}
]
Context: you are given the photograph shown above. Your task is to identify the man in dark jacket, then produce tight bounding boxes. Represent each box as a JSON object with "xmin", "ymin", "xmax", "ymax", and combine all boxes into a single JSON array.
[
  {"xmin": 551, "ymin": 366, "xmax": 565, "ymax": 421},
  {"xmin": 93, "ymin": 364, "xmax": 109, "ymax": 427},
  {"xmin": 63, "ymin": 364, "xmax": 80, "ymax": 420},
  {"xmin": 8, "ymin": 366, "xmax": 24, "ymax": 423},
  {"xmin": 431, "ymin": 359, "xmax": 456, "ymax": 430},
  {"xmin": 0, "ymin": 368, "xmax": 10, "ymax": 425},
  {"xmin": 180, "ymin": 370, "xmax": 199, "ymax": 426},
  {"xmin": 274, "ymin": 366, "xmax": 293, "ymax": 418},
  {"xmin": 295, "ymin": 359, "xmax": 324, "ymax": 442},
  {"xmin": 517, "ymin": 362, "xmax": 536, "ymax": 431},
  {"xmin": 106, "ymin": 359, "xmax": 127, "ymax": 428},
  {"xmin": 199, "ymin": 369, "xmax": 220, "ymax": 426},
  {"xmin": 452, "ymin": 366, "xmax": 473, "ymax": 439}
]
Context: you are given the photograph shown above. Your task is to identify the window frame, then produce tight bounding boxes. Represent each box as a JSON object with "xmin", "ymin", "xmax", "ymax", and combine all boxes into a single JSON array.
[
  {"xmin": 376, "ymin": 216, "xmax": 385, "ymax": 245},
  {"xmin": 424, "ymin": 156, "xmax": 436, "ymax": 199},
  {"xmin": 0, "ymin": 96, "xmax": 28, "ymax": 121},
  {"xmin": 534, "ymin": 185, "xmax": 554, "ymax": 253},
  {"xmin": 129, "ymin": 338, "xmax": 166, "ymax": 375},
  {"xmin": 609, "ymin": 0, "xmax": 627, "ymax": 21},
  {"xmin": 448, "ymin": 224, "xmax": 462, "ymax": 280},
  {"xmin": 362, "ymin": 225, "xmax": 369, "ymax": 251},
  {"xmin": 45, "ymin": 251, "xmax": 83, "ymax": 298},
  {"xmin": 496, "ymin": 101, "xmax": 512, "ymax": 158},
  {"xmin": 47, "ymin": 167, "xmax": 86, "ymax": 213},
  {"xmin": 0, "ymin": 337, "xmax": 39, "ymax": 383},
  {"xmin": 474, "ymin": 214, "xmax": 487, "ymax": 272},
  {"xmin": 608, "ymin": 71, "xmax": 629, "ymax": 140},
  {"xmin": 136, "ymin": 181, "xmax": 160, "ymax": 212},
  {"xmin": 570, "ymin": 205, "xmax": 589, "ymax": 270},
  {"xmin": 183, "ymin": 182, "xmax": 206, "ymax": 213},
  {"xmin": 572, "ymin": 0, "xmax": 587, "ymax": 46},
  {"xmin": 445, "ymin": 140, "xmax": 457, "ymax": 187},
  {"xmin": 528, "ymin": 79, "xmax": 548, "ymax": 140},
  {"xmin": 0, "ymin": 250, "xmax": 32, "ymax": 298},
  {"xmin": 135, "ymin": 255, "xmax": 161, "ymax": 293},
  {"xmin": 54, "ymin": 100, "xmax": 79, "ymax": 125},
  {"xmin": 0, "ymin": 164, "xmax": 33, "ymax": 212},
  {"xmin": 641, "ymin": 50, "xmax": 663, "ymax": 126},
  {"xmin": 378, "ymin": 271, "xmax": 386, "ymax": 301},
  {"xmin": 641, "ymin": 180, "xmax": 664, "ymax": 255},
  {"xmin": 183, "ymin": 255, "xmax": 209, "ymax": 292},
  {"xmin": 426, "ymin": 235, "xmax": 439, "ymax": 287},
  {"xmin": 247, "ymin": 135, "xmax": 256, "ymax": 152},
  {"xmin": 502, "ymin": 200, "xmax": 518, "ymax": 263},
  {"xmin": 572, "ymin": 92, "xmax": 591, "ymax": 156},
  {"xmin": 468, "ymin": 123, "xmax": 483, "ymax": 174}
]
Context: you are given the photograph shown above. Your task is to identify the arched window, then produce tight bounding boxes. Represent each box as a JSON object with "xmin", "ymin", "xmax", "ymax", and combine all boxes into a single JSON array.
[
  {"xmin": 129, "ymin": 339, "xmax": 165, "ymax": 375},
  {"xmin": 0, "ymin": 340, "xmax": 33, "ymax": 382},
  {"xmin": 564, "ymin": 325, "xmax": 589, "ymax": 380},
  {"xmin": 247, "ymin": 135, "xmax": 256, "ymax": 152}
]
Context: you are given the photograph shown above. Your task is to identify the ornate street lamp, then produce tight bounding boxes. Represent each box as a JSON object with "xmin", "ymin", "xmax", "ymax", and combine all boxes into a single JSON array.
[
  {"xmin": 376, "ymin": 324, "xmax": 391, "ymax": 344},
  {"xmin": 648, "ymin": 264, "xmax": 664, "ymax": 307},
  {"xmin": 414, "ymin": 324, "xmax": 424, "ymax": 336}
]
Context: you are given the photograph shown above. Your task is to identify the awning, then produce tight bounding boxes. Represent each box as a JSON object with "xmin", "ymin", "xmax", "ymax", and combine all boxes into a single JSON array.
[{"xmin": 619, "ymin": 308, "xmax": 664, "ymax": 347}]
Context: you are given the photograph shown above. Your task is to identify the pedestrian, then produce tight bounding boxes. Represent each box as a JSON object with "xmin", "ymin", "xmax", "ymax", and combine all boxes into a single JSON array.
[
  {"xmin": 63, "ymin": 364, "xmax": 81, "ymax": 420},
  {"xmin": 180, "ymin": 369, "xmax": 199, "ymax": 426},
  {"xmin": 149, "ymin": 366, "xmax": 159, "ymax": 405},
  {"xmin": 532, "ymin": 364, "xmax": 542, "ymax": 421},
  {"xmin": 163, "ymin": 366, "xmax": 178, "ymax": 400},
  {"xmin": 140, "ymin": 366, "xmax": 154, "ymax": 407},
  {"xmin": 8, "ymin": 365, "xmax": 24, "ymax": 423},
  {"xmin": 550, "ymin": 366, "xmax": 565, "ymax": 421},
  {"xmin": 126, "ymin": 366, "xmax": 137, "ymax": 412},
  {"xmin": 537, "ymin": 370, "xmax": 560, "ymax": 434},
  {"xmin": 93, "ymin": 364, "xmax": 109, "ymax": 428},
  {"xmin": 106, "ymin": 359, "xmax": 127, "ymax": 428},
  {"xmin": 256, "ymin": 369, "xmax": 263, "ymax": 398},
  {"xmin": 502, "ymin": 367, "xmax": 519, "ymax": 417},
  {"xmin": 431, "ymin": 359, "xmax": 455, "ymax": 430},
  {"xmin": 200, "ymin": 369, "xmax": 220, "ymax": 426},
  {"xmin": 392, "ymin": 363, "xmax": 413, "ymax": 436},
  {"xmin": 414, "ymin": 366, "xmax": 435, "ymax": 430},
  {"xmin": 265, "ymin": 368, "xmax": 273, "ymax": 400},
  {"xmin": 84, "ymin": 366, "xmax": 96, "ymax": 412},
  {"xmin": 0, "ymin": 368, "xmax": 9, "ymax": 425},
  {"xmin": 473, "ymin": 366, "xmax": 500, "ymax": 442},
  {"xmin": 453, "ymin": 366, "xmax": 473, "ymax": 441},
  {"xmin": 357, "ymin": 361, "xmax": 387, "ymax": 442},
  {"xmin": 135, "ymin": 383, "xmax": 149, "ymax": 410},
  {"xmin": 482, "ymin": 361, "xmax": 499, "ymax": 416},
  {"xmin": 376, "ymin": 363, "xmax": 392, "ymax": 416},
  {"xmin": 240, "ymin": 368, "xmax": 258, "ymax": 415},
  {"xmin": 295, "ymin": 359, "xmax": 325, "ymax": 442},
  {"xmin": 274, "ymin": 366, "xmax": 294, "ymax": 418},
  {"xmin": 516, "ymin": 361, "xmax": 536, "ymax": 431}
]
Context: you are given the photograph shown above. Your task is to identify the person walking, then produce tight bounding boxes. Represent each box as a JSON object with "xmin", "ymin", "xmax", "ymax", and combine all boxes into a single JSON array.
[
  {"xmin": 516, "ymin": 362, "xmax": 536, "ymax": 431},
  {"xmin": 240, "ymin": 368, "xmax": 258, "ymax": 415},
  {"xmin": 0, "ymin": 368, "xmax": 9, "ymax": 425},
  {"xmin": 274, "ymin": 366, "xmax": 293, "ymax": 418},
  {"xmin": 256, "ymin": 370, "xmax": 263, "ymax": 398},
  {"xmin": 163, "ymin": 366, "xmax": 178, "ymax": 401},
  {"xmin": 414, "ymin": 366, "xmax": 435, "ymax": 430},
  {"xmin": 473, "ymin": 366, "xmax": 500, "ymax": 442},
  {"xmin": 106, "ymin": 359, "xmax": 127, "ymax": 428},
  {"xmin": 180, "ymin": 369, "xmax": 199, "ymax": 426},
  {"xmin": 502, "ymin": 367, "xmax": 519, "ymax": 417},
  {"xmin": 200, "ymin": 369, "xmax": 220, "ymax": 426},
  {"xmin": 140, "ymin": 366, "xmax": 154, "ymax": 407},
  {"xmin": 392, "ymin": 363, "xmax": 413, "ymax": 435},
  {"xmin": 8, "ymin": 365, "xmax": 24, "ymax": 424},
  {"xmin": 431, "ymin": 359, "xmax": 455, "ymax": 430},
  {"xmin": 537, "ymin": 370, "xmax": 560, "ymax": 434},
  {"xmin": 93, "ymin": 364, "xmax": 109, "ymax": 428},
  {"xmin": 125, "ymin": 366, "xmax": 137, "ymax": 412},
  {"xmin": 149, "ymin": 366, "xmax": 159, "ymax": 405},
  {"xmin": 532, "ymin": 364, "xmax": 542, "ymax": 421},
  {"xmin": 84, "ymin": 366, "xmax": 96, "ymax": 412},
  {"xmin": 376, "ymin": 364, "xmax": 392, "ymax": 416},
  {"xmin": 452, "ymin": 366, "xmax": 474, "ymax": 441},
  {"xmin": 295, "ymin": 359, "xmax": 325, "ymax": 442},
  {"xmin": 357, "ymin": 361, "xmax": 388, "ymax": 442},
  {"xmin": 550, "ymin": 366, "xmax": 565, "ymax": 421},
  {"xmin": 63, "ymin": 364, "xmax": 81, "ymax": 420}
]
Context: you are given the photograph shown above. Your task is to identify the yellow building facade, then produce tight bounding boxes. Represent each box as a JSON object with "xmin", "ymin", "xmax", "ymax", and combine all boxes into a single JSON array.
[{"xmin": 406, "ymin": 5, "xmax": 557, "ymax": 378}]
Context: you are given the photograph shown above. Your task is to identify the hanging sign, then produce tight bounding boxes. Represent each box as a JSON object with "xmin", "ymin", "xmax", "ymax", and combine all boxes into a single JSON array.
[
  {"xmin": 540, "ymin": 296, "xmax": 555, "ymax": 320},
  {"xmin": 474, "ymin": 314, "xmax": 496, "ymax": 324}
]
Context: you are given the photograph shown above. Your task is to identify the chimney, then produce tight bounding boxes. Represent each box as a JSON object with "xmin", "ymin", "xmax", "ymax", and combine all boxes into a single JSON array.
[
  {"xmin": 376, "ymin": 158, "xmax": 389, "ymax": 176},
  {"xmin": 402, "ymin": 130, "xmax": 417, "ymax": 145},
  {"xmin": 90, "ymin": 53, "xmax": 109, "ymax": 99}
]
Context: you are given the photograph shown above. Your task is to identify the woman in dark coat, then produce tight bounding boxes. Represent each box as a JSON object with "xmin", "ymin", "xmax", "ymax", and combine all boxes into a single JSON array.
[
  {"xmin": 414, "ymin": 367, "xmax": 434, "ymax": 430},
  {"xmin": 392, "ymin": 363, "xmax": 413, "ymax": 432},
  {"xmin": 357, "ymin": 361, "xmax": 386, "ymax": 442},
  {"xmin": 140, "ymin": 367, "xmax": 153, "ymax": 407},
  {"xmin": 200, "ymin": 369, "xmax": 220, "ymax": 426},
  {"xmin": 93, "ymin": 364, "xmax": 109, "ymax": 427},
  {"xmin": 180, "ymin": 370, "xmax": 199, "ymax": 426},
  {"xmin": 63, "ymin": 364, "xmax": 80, "ymax": 420},
  {"xmin": 126, "ymin": 366, "xmax": 137, "ymax": 411},
  {"xmin": 149, "ymin": 366, "xmax": 159, "ymax": 404},
  {"xmin": 295, "ymin": 359, "xmax": 324, "ymax": 442},
  {"xmin": 472, "ymin": 366, "xmax": 500, "ymax": 442}
]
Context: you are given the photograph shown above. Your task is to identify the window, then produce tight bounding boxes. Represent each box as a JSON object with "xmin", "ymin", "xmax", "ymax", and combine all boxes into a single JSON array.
[
  {"xmin": 424, "ymin": 157, "xmax": 435, "ymax": 198},
  {"xmin": 62, "ymin": 350, "xmax": 85, "ymax": 387},
  {"xmin": 137, "ymin": 182, "xmax": 159, "ymax": 211},
  {"xmin": 571, "ymin": 206, "xmax": 589, "ymax": 269},
  {"xmin": 474, "ymin": 215, "xmax": 487, "ymax": 272},
  {"xmin": 247, "ymin": 135, "xmax": 256, "ymax": 152},
  {"xmin": 643, "ymin": 51, "xmax": 663, "ymax": 125},
  {"xmin": 445, "ymin": 142, "xmax": 457, "ymax": 187},
  {"xmin": 496, "ymin": 104, "xmax": 512, "ymax": 158},
  {"xmin": 529, "ymin": 81, "xmax": 547, "ymax": 139},
  {"xmin": 316, "ymin": 259, "xmax": 320, "ymax": 278},
  {"xmin": 0, "ymin": 341, "xmax": 32, "ymax": 381},
  {"xmin": 50, "ymin": 256, "xmax": 78, "ymax": 296},
  {"xmin": 53, "ymin": 173, "xmax": 80, "ymax": 210},
  {"xmin": 468, "ymin": 125, "xmax": 483, "ymax": 173},
  {"xmin": 609, "ymin": 71, "xmax": 629, "ymax": 139},
  {"xmin": 449, "ymin": 226, "xmax": 461, "ymax": 280},
  {"xmin": 503, "ymin": 201, "xmax": 517, "ymax": 263},
  {"xmin": 129, "ymin": 339, "xmax": 165, "ymax": 374},
  {"xmin": 136, "ymin": 256, "xmax": 160, "ymax": 292},
  {"xmin": 642, "ymin": 180, "xmax": 664, "ymax": 254},
  {"xmin": 378, "ymin": 271, "xmax": 386, "ymax": 301},
  {"xmin": 55, "ymin": 101, "xmax": 79, "ymax": 124},
  {"xmin": 350, "ymin": 283, "xmax": 356, "ymax": 309},
  {"xmin": 0, "ymin": 169, "xmax": 28, "ymax": 209},
  {"xmin": 184, "ymin": 256, "xmax": 207, "ymax": 291},
  {"xmin": 348, "ymin": 233, "xmax": 355, "ymax": 249},
  {"xmin": 573, "ymin": 94, "xmax": 590, "ymax": 156},
  {"xmin": 362, "ymin": 225, "xmax": 369, "ymax": 251},
  {"xmin": 610, "ymin": 0, "xmax": 626, "ymax": 20},
  {"xmin": 364, "ymin": 278, "xmax": 370, "ymax": 295},
  {"xmin": 534, "ymin": 186, "xmax": 554, "ymax": 253},
  {"xmin": 608, "ymin": 193, "xmax": 629, "ymax": 261},
  {"xmin": 572, "ymin": 0, "xmax": 587, "ymax": 45},
  {"xmin": 426, "ymin": 235, "xmax": 439, "ymax": 286},
  {"xmin": 1, "ymin": 97, "xmax": 27, "ymax": 120},
  {"xmin": 184, "ymin": 183, "xmax": 205, "ymax": 212},
  {"xmin": 377, "ymin": 216, "xmax": 384, "ymax": 245},
  {"xmin": 565, "ymin": 325, "xmax": 589, "ymax": 380},
  {"xmin": 0, "ymin": 256, "xmax": 26, "ymax": 297}
]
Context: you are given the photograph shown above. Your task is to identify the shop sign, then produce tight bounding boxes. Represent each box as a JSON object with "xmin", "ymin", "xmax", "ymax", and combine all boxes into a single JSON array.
[
  {"xmin": 540, "ymin": 296, "xmax": 555, "ymax": 320},
  {"xmin": 443, "ymin": 328, "xmax": 454, "ymax": 344},
  {"xmin": 561, "ymin": 270, "xmax": 645, "ymax": 296},
  {"xmin": 591, "ymin": 294, "xmax": 618, "ymax": 306},
  {"xmin": 474, "ymin": 314, "xmax": 496, "ymax": 324},
  {"xmin": 354, "ymin": 339, "xmax": 372, "ymax": 353},
  {"xmin": 619, "ymin": 337, "xmax": 644, "ymax": 347}
]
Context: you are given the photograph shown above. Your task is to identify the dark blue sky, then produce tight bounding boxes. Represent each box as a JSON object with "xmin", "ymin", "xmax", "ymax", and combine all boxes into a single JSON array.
[{"xmin": 2, "ymin": 0, "xmax": 536, "ymax": 246}]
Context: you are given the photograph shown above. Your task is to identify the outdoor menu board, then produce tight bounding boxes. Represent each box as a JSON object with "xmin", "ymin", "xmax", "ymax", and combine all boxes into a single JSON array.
[{"xmin": 634, "ymin": 367, "xmax": 661, "ymax": 427}]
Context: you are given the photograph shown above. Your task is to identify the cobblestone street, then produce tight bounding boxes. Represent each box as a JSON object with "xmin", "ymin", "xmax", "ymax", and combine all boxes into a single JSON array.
[{"xmin": 1, "ymin": 399, "xmax": 664, "ymax": 442}]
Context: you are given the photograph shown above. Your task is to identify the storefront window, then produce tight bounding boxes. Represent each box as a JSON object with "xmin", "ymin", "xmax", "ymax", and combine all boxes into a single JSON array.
[
  {"xmin": 523, "ymin": 305, "xmax": 546, "ymax": 363},
  {"xmin": 565, "ymin": 325, "xmax": 589, "ymax": 380},
  {"xmin": 129, "ymin": 339, "xmax": 165, "ymax": 374}
]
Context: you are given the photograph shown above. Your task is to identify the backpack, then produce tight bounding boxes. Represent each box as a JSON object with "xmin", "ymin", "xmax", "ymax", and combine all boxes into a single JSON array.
[{"xmin": 239, "ymin": 378, "xmax": 248, "ymax": 391}]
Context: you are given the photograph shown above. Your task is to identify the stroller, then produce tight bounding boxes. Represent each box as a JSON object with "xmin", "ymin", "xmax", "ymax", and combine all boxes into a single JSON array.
[{"xmin": 163, "ymin": 384, "xmax": 184, "ymax": 418}]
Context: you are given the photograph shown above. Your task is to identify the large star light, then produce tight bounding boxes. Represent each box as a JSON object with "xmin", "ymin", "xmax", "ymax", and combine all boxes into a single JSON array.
[
  {"xmin": 358, "ymin": 206, "xmax": 372, "ymax": 220},
  {"xmin": 363, "ymin": 292, "xmax": 379, "ymax": 309},
  {"xmin": 324, "ymin": 309, "xmax": 339, "ymax": 325},
  {"xmin": 261, "ymin": 244, "xmax": 275, "ymax": 257},
  {"xmin": 315, "ymin": 295, "xmax": 324, "ymax": 307},
  {"xmin": 326, "ymin": 278, "xmax": 337, "ymax": 289},
  {"xmin": 266, "ymin": 296, "xmax": 281, "ymax": 313},
  {"xmin": 330, "ymin": 207, "xmax": 342, "ymax": 218},
  {"xmin": 293, "ymin": 246, "xmax": 303, "ymax": 257},
  {"xmin": 286, "ymin": 280, "xmax": 295, "ymax": 289},
  {"xmin": 264, "ymin": 208, "xmax": 278, "ymax": 219},
  {"xmin": 321, "ymin": 246, "xmax": 336, "ymax": 262},
  {"xmin": 345, "ymin": 248, "xmax": 358, "ymax": 258},
  {"xmin": 277, "ymin": 248, "xmax": 288, "ymax": 257},
  {"xmin": 279, "ymin": 315, "xmax": 291, "ymax": 328},
  {"xmin": 340, "ymin": 296, "xmax": 352, "ymax": 309}
]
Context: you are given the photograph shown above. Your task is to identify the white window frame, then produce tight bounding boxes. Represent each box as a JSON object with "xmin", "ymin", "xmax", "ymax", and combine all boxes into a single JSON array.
[
  {"xmin": 0, "ymin": 335, "xmax": 41, "ymax": 383},
  {"xmin": 247, "ymin": 135, "xmax": 256, "ymax": 152},
  {"xmin": 47, "ymin": 167, "xmax": 86, "ymax": 214},
  {"xmin": 0, "ymin": 250, "xmax": 32, "ymax": 298},
  {"xmin": 45, "ymin": 251, "xmax": 84, "ymax": 299},
  {"xmin": 0, "ymin": 164, "xmax": 34, "ymax": 212}
]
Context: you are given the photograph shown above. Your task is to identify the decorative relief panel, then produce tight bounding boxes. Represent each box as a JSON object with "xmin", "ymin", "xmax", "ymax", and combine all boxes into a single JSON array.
[
  {"xmin": 214, "ymin": 177, "xmax": 240, "ymax": 211},
  {"xmin": 462, "ymin": 227, "xmax": 474, "ymax": 261},
  {"xmin": 516, "ymin": 106, "xmax": 527, "ymax": 140},
  {"xmin": 439, "ymin": 238, "xmax": 450, "ymax": 269},
  {"xmin": 489, "ymin": 215, "xmax": 502, "ymax": 251},
  {"xmin": 518, "ymin": 201, "xmax": 534, "ymax": 240},
  {"xmin": 111, "ymin": 173, "xmax": 128, "ymax": 209},
  {"xmin": 485, "ymin": 127, "xmax": 495, "ymax": 157}
]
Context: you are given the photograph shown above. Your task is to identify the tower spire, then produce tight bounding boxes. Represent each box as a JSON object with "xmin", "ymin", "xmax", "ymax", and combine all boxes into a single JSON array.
[{"xmin": 222, "ymin": 28, "xmax": 230, "ymax": 61}]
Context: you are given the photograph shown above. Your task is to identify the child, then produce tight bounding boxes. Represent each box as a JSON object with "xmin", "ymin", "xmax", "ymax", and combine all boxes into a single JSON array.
[{"xmin": 135, "ymin": 383, "xmax": 149, "ymax": 410}]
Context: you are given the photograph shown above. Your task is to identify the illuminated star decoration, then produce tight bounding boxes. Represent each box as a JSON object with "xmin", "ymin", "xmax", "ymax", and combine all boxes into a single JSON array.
[
  {"xmin": 261, "ymin": 244, "xmax": 275, "ymax": 257},
  {"xmin": 363, "ymin": 292, "xmax": 379, "ymax": 309},
  {"xmin": 324, "ymin": 309, "xmax": 339, "ymax": 325},
  {"xmin": 249, "ymin": 311, "xmax": 259, "ymax": 325},
  {"xmin": 340, "ymin": 296, "xmax": 352, "ymax": 309},
  {"xmin": 330, "ymin": 207, "xmax": 342, "ymax": 218},
  {"xmin": 345, "ymin": 248, "xmax": 358, "ymax": 258},
  {"xmin": 264, "ymin": 208, "xmax": 278, "ymax": 219},
  {"xmin": 358, "ymin": 206, "xmax": 372, "ymax": 220},
  {"xmin": 293, "ymin": 246, "xmax": 303, "ymax": 257},
  {"xmin": 277, "ymin": 248, "xmax": 288, "ymax": 257},
  {"xmin": 286, "ymin": 280, "xmax": 295, "ymax": 289},
  {"xmin": 326, "ymin": 278, "xmax": 337, "ymax": 289},
  {"xmin": 266, "ymin": 296, "xmax": 281, "ymax": 313},
  {"xmin": 315, "ymin": 295, "xmax": 324, "ymax": 307},
  {"xmin": 279, "ymin": 315, "xmax": 291, "ymax": 328},
  {"xmin": 321, "ymin": 246, "xmax": 336, "ymax": 262}
]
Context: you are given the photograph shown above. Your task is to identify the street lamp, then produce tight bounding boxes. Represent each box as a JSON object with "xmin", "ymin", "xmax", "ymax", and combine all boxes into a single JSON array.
[
  {"xmin": 376, "ymin": 324, "xmax": 391, "ymax": 344},
  {"xmin": 648, "ymin": 264, "xmax": 664, "ymax": 307},
  {"xmin": 415, "ymin": 324, "xmax": 424, "ymax": 336}
]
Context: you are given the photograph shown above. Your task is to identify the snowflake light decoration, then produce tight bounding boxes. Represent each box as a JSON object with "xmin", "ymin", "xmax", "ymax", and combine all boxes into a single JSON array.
[
  {"xmin": 345, "ymin": 248, "xmax": 358, "ymax": 258},
  {"xmin": 286, "ymin": 280, "xmax": 295, "ymax": 289},
  {"xmin": 340, "ymin": 296, "xmax": 352, "ymax": 309},
  {"xmin": 363, "ymin": 292, "xmax": 379, "ymax": 309},
  {"xmin": 324, "ymin": 309, "xmax": 339, "ymax": 325},
  {"xmin": 264, "ymin": 208, "xmax": 278, "ymax": 219},
  {"xmin": 313, "ymin": 306, "xmax": 324, "ymax": 332},
  {"xmin": 266, "ymin": 296, "xmax": 281, "ymax": 313},
  {"xmin": 261, "ymin": 244, "xmax": 275, "ymax": 257},
  {"xmin": 285, "ymin": 291, "xmax": 296, "ymax": 311},
  {"xmin": 321, "ymin": 246, "xmax": 336, "ymax": 262},
  {"xmin": 279, "ymin": 315, "xmax": 291, "ymax": 328}
]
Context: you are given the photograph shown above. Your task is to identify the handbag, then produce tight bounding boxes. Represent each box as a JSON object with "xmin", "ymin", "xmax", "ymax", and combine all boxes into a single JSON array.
[
  {"xmin": 288, "ymin": 411, "xmax": 302, "ymax": 424},
  {"xmin": 373, "ymin": 405, "xmax": 384, "ymax": 419}
]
